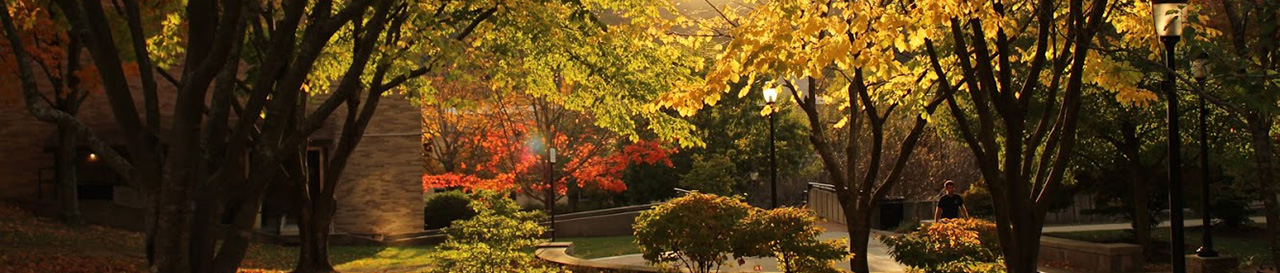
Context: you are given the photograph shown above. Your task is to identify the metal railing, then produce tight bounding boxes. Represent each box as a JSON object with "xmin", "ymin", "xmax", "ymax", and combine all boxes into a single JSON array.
[{"xmin": 806, "ymin": 182, "xmax": 846, "ymax": 224}]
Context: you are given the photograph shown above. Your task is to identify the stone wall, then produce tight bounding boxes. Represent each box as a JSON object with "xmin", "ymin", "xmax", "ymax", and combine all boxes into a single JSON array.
[
  {"xmin": 549, "ymin": 204, "xmax": 653, "ymax": 238},
  {"xmin": 330, "ymin": 94, "xmax": 425, "ymax": 236},
  {"xmin": 1038, "ymin": 236, "xmax": 1143, "ymax": 273},
  {"xmin": 0, "ymin": 67, "xmax": 177, "ymax": 202}
]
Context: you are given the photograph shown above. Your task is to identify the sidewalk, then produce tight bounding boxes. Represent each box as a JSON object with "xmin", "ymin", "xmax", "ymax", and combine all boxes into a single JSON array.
[
  {"xmin": 1042, "ymin": 216, "xmax": 1268, "ymax": 233},
  {"xmin": 586, "ymin": 217, "xmax": 1269, "ymax": 273},
  {"xmin": 589, "ymin": 221, "xmax": 905, "ymax": 273}
]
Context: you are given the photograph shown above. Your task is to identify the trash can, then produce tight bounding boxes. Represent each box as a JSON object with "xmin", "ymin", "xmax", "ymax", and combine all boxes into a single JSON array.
[{"xmin": 878, "ymin": 197, "xmax": 906, "ymax": 230}]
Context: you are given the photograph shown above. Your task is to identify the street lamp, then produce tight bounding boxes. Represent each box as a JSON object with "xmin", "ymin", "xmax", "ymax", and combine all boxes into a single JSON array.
[
  {"xmin": 763, "ymin": 87, "xmax": 779, "ymax": 209},
  {"xmin": 547, "ymin": 147, "xmax": 557, "ymax": 241},
  {"xmin": 1151, "ymin": 0, "xmax": 1189, "ymax": 271},
  {"xmin": 1191, "ymin": 52, "xmax": 1217, "ymax": 257}
]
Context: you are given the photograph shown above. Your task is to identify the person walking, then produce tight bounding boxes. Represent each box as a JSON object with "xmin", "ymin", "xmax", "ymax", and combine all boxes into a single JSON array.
[{"xmin": 934, "ymin": 180, "xmax": 969, "ymax": 222}]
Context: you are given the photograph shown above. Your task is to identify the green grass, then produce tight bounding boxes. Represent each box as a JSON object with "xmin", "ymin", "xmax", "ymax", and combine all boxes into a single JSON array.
[
  {"xmin": 0, "ymin": 202, "xmax": 438, "ymax": 273},
  {"xmin": 1045, "ymin": 225, "xmax": 1273, "ymax": 267},
  {"xmin": 559, "ymin": 236, "xmax": 640, "ymax": 259},
  {"xmin": 240, "ymin": 244, "xmax": 436, "ymax": 272}
]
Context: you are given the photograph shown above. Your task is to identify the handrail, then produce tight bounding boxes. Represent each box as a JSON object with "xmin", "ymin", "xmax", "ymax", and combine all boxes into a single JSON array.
[{"xmin": 807, "ymin": 182, "xmax": 836, "ymax": 192}]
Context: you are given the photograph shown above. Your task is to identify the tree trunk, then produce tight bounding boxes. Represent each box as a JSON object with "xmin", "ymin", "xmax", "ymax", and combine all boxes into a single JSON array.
[
  {"xmin": 189, "ymin": 191, "xmax": 223, "ymax": 272},
  {"xmin": 568, "ymin": 182, "xmax": 580, "ymax": 212},
  {"xmin": 154, "ymin": 180, "xmax": 195, "ymax": 273},
  {"xmin": 1001, "ymin": 223, "xmax": 1043, "ymax": 273},
  {"xmin": 1121, "ymin": 122, "xmax": 1153, "ymax": 254},
  {"xmin": 56, "ymin": 122, "xmax": 84, "ymax": 226},
  {"xmin": 295, "ymin": 147, "xmax": 338, "ymax": 273},
  {"xmin": 1246, "ymin": 114, "xmax": 1280, "ymax": 269},
  {"xmin": 1129, "ymin": 162, "xmax": 1153, "ymax": 253},
  {"xmin": 843, "ymin": 205, "xmax": 872, "ymax": 273},
  {"xmin": 295, "ymin": 193, "xmax": 337, "ymax": 273}
]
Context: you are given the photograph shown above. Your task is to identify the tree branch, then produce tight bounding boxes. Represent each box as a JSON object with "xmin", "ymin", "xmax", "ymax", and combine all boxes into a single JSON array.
[{"xmin": 1, "ymin": 0, "xmax": 134, "ymax": 181}]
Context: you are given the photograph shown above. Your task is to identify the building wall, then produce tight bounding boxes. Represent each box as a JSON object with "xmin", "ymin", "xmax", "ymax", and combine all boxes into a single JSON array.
[
  {"xmin": 0, "ymin": 100, "xmax": 55, "ymax": 201},
  {"xmin": 330, "ymin": 94, "xmax": 425, "ymax": 235},
  {"xmin": 0, "ymin": 69, "xmax": 176, "ymax": 203},
  {"xmin": 1, "ymin": 65, "xmax": 426, "ymax": 236}
]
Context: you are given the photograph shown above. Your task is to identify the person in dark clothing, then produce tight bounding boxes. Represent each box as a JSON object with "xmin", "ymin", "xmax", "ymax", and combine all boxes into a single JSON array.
[{"xmin": 934, "ymin": 180, "xmax": 969, "ymax": 221}]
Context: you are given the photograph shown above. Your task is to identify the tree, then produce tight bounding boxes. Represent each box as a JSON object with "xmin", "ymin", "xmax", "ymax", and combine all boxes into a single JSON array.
[
  {"xmin": 663, "ymin": 1, "xmax": 952, "ymax": 271},
  {"xmin": 421, "ymin": 0, "xmax": 700, "ymax": 211},
  {"xmin": 1073, "ymin": 91, "xmax": 1168, "ymax": 256},
  {"xmin": 2, "ymin": 1, "xmax": 486, "ymax": 272},
  {"xmin": 679, "ymin": 154, "xmax": 737, "ymax": 196},
  {"xmin": 0, "ymin": 0, "xmax": 105, "ymax": 226},
  {"xmin": 917, "ymin": 0, "xmax": 1112, "ymax": 271},
  {"xmin": 1179, "ymin": 0, "xmax": 1280, "ymax": 266},
  {"xmin": 1102, "ymin": 0, "xmax": 1280, "ymax": 266},
  {"xmin": 679, "ymin": 83, "xmax": 816, "ymax": 207},
  {"xmin": 422, "ymin": 103, "xmax": 676, "ymax": 208}
]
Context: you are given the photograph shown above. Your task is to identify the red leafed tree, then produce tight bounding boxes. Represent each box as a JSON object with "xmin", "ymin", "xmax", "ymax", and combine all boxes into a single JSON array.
[{"xmin": 423, "ymin": 88, "xmax": 674, "ymax": 209}]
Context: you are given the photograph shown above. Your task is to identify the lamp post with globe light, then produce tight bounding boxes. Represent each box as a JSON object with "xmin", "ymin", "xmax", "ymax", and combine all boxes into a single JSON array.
[
  {"xmin": 547, "ymin": 147, "xmax": 557, "ymax": 241},
  {"xmin": 763, "ymin": 87, "xmax": 779, "ymax": 208},
  {"xmin": 1191, "ymin": 52, "xmax": 1218, "ymax": 258},
  {"xmin": 1151, "ymin": 0, "xmax": 1189, "ymax": 271}
]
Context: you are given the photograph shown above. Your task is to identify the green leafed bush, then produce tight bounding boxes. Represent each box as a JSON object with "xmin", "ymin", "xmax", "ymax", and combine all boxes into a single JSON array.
[
  {"xmin": 678, "ymin": 154, "xmax": 738, "ymax": 196},
  {"xmin": 735, "ymin": 207, "xmax": 848, "ymax": 273},
  {"xmin": 880, "ymin": 218, "xmax": 1005, "ymax": 273},
  {"xmin": 634, "ymin": 193, "xmax": 847, "ymax": 273},
  {"xmin": 423, "ymin": 190, "xmax": 478, "ymax": 230},
  {"xmin": 633, "ymin": 192, "xmax": 752, "ymax": 273},
  {"xmin": 961, "ymin": 185, "xmax": 994, "ymax": 218},
  {"xmin": 428, "ymin": 190, "xmax": 556, "ymax": 273}
]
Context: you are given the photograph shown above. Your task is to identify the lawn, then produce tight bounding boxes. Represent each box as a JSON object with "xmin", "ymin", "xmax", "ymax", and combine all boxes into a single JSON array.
[
  {"xmin": 559, "ymin": 235, "xmax": 640, "ymax": 259},
  {"xmin": 0, "ymin": 203, "xmax": 436, "ymax": 273},
  {"xmin": 239, "ymin": 244, "xmax": 436, "ymax": 272},
  {"xmin": 1045, "ymin": 225, "xmax": 1274, "ymax": 268}
]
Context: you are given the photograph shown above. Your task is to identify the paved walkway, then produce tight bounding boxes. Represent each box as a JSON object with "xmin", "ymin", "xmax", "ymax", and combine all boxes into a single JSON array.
[
  {"xmin": 589, "ymin": 222, "xmax": 904, "ymax": 273},
  {"xmin": 589, "ymin": 216, "xmax": 1269, "ymax": 273},
  {"xmin": 1042, "ymin": 216, "xmax": 1267, "ymax": 233}
]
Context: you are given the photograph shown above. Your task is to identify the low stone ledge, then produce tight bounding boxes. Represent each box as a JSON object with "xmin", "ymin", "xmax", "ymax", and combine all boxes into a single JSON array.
[
  {"xmin": 1187, "ymin": 254, "xmax": 1238, "ymax": 273},
  {"xmin": 534, "ymin": 243, "xmax": 781, "ymax": 273},
  {"xmin": 1039, "ymin": 236, "xmax": 1143, "ymax": 273},
  {"xmin": 535, "ymin": 243, "xmax": 664, "ymax": 273}
]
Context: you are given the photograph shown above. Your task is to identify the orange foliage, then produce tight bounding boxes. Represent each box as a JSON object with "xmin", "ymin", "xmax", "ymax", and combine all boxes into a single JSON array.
[
  {"xmin": 0, "ymin": 0, "xmax": 104, "ymax": 106},
  {"xmin": 421, "ymin": 113, "xmax": 676, "ymax": 196},
  {"xmin": 0, "ymin": 203, "xmax": 147, "ymax": 273}
]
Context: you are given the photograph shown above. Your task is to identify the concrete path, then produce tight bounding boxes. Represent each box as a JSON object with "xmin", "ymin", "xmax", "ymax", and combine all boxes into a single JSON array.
[
  {"xmin": 588, "ymin": 216, "xmax": 1269, "ymax": 273},
  {"xmin": 589, "ymin": 222, "xmax": 906, "ymax": 273},
  {"xmin": 1043, "ymin": 216, "xmax": 1268, "ymax": 233}
]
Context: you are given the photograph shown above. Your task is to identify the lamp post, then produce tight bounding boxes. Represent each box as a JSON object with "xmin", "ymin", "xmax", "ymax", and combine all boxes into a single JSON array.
[
  {"xmin": 548, "ymin": 147, "xmax": 557, "ymax": 241},
  {"xmin": 1151, "ymin": 0, "xmax": 1189, "ymax": 271},
  {"xmin": 763, "ymin": 87, "xmax": 779, "ymax": 209},
  {"xmin": 1191, "ymin": 53, "xmax": 1217, "ymax": 257}
]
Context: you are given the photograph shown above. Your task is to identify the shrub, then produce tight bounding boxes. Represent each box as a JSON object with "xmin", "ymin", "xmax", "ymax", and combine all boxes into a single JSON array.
[
  {"xmin": 679, "ymin": 154, "xmax": 737, "ymax": 196},
  {"xmin": 735, "ymin": 207, "xmax": 848, "ymax": 273},
  {"xmin": 633, "ymin": 192, "xmax": 752, "ymax": 273},
  {"xmin": 961, "ymin": 185, "xmax": 994, "ymax": 218},
  {"xmin": 893, "ymin": 220, "xmax": 923, "ymax": 233},
  {"xmin": 429, "ymin": 190, "xmax": 555, "ymax": 273},
  {"xmin": 423, "ymin": 190, "xmax": 477, "ymax": 229},
  {"xmin": 880, "ymin": 218, "xmax": 1004, "ymax": 273}
]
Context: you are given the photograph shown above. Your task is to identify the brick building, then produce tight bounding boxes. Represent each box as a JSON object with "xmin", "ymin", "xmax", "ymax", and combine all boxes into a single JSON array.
[{"xmin": 0, "ymin": 73, "xmax": 425, "ymax": 237}]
